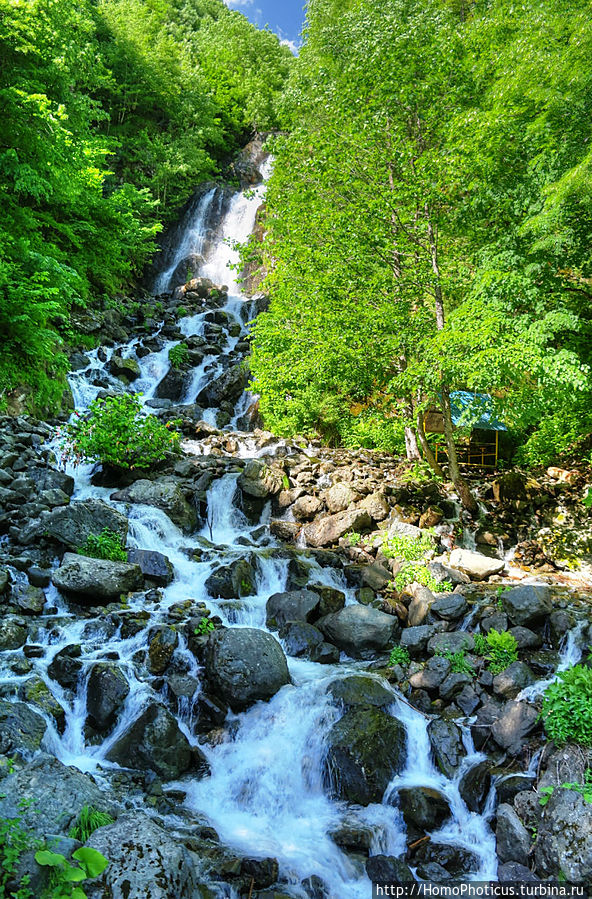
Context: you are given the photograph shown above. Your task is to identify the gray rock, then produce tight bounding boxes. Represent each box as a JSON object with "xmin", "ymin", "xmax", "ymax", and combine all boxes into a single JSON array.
[
  {"xmin": 111, "ymin": 478, "xmax": 197, "ymax": 533},
  {"xmin": 428, "ymin": 632, "xmax": 475, "ymax": 655},
  {"xmin": 205, "ymin": 558, "xmax": 256, "ymax": 599},
  {"xmin": 407, "ymin": 585, "xmax": 435, "ymax": 627},
  {"xmin": 266, "ymin": 589, "xmax": 320, "ymax": 629},
  {"xmin": 324, "ymin": 483, "xmax": 360, "ymax": 513},
  {"xmin": 197, "ymin": 362, "xmax": 248, "ymax": 406},
  {"xmin": 47, "ymin": 644, "xmax": 82, "ymax": 689},
  {"xmin": 127, "ymin": 549, "xmax": 174, "ymax": 586},
  {"xmin": 310, "ymin": 642, "xmax": 340, "ymax": 664},
  {"xmin": 0, "ymin": 755, "xmax": 117, "ymax": 837},
  {"xmin": 52, "ymin": 552, "xmax": 143, "ymax": 601},
  {"xmin": 279, "ymin": 621, "xmax": 324, "ymax": 658},
  {"xmin": 154, "ymin": 366, "xmax": 190, "ymax": 402},
  {"xmin": 439, "ymin": 672, "xmax": 473, "ymax": 701},
  {"xmin": 21, "ymin": 676, "xmax": 65, "ymax": 730},
  {"xmin": 86, "ymin": 812, "xmax": 199, "ymax": 899},
  {"xmin": 365, "ymin": 855, "xmax": 415, "ymax": 885},
  {"xmin": 204, "ymin": 627, "xmax": 290, "ymax": 711},
  {"xmin": 459, "ymin": 760, "xmax": 493, "ymax": 813},
  {"xmin": 27, "ymin": 466, "xmax": 75, "ymax": 497},
  {"xmin": 0, "ymin": 567, "xmax": 8, "ymax": 593},
  {"xmin": 358, "ymin": 491, "xmax": 390, "ymax": 522},
  {"xmin": 303, "ymin": 509, "xmax": 373, "ymax": 548},
  {"xmin": 400, "ymin": 624, "xmax": 440, "ymax": 656},
  {"xmin": 361, "ymin": 561, "xmax": 392, "ymax": 592},
  {"xmin": 11, "ymin": 583, "xmax": 45, "ymax": 614},
  {"xmin": 398, "ymin": 786, "xmax": 452, "ymax": 831},
  {"xmin": 292, "ymin": 494, "xmax": 324, "ymax": 521},
  {"xmin": 498, "ymin": 862, "xmax": 541, "ymax": 884},
  {"xmin": 492, "ymin": 661, "xmax": 536, "ymax": 699},
  {"xmin": 0, "ymin": 617, "xmax": 27, "ymax": 650},
  {"xmin": 328, "ymin": 675, "xmax": 394, "ymax": 709},
  {"xmin": 427, "ymin": 718, "xmax": 466, "ymax": 778},
  {"xmin": 409, "ymin": 656, "xmax": 452, "ymax": 691},
  {"xmin": 86, "ymin": 663, "xmax": 130, "ymax": 732},
  {"xmin": 318, "ymin": 604, "xmax": 397, "ymax": 659},
  {"xmin": 0, "ymin": 700, "xmax": 47, "ymax": 755},
  {"xmin": 108, "ymin": 354, "xmax": 141, "ymax": 382},
  {"xmin": 508, "ymin": 626, "xmax": 542, "ymax": 649},
  {"xmin": 491, "ymin": 700, "xmax": 539, "ymax": 754},
  {"xmin": 456, "ymin": 684, "xmax": 481, "ymax": 716},
  {"xmin": 238, "ymin": 460, "xmax": 284, "ymax": 498},
  {"xmin": 502, "ymin": 585, "xmax": 552, "ymax": 628},
  {"xmin": 324, "ymin": 707, "xmax": 406, "ymax": 805},
  {"xmin": 106, "ymin": 702, "xmax": 207, "ymax": 779},
  {"xmin": 312, "ymin": 584, "xmax": 346, "ymax": 616},
  {"xmin": 431, "ymin": 593, "xmax": 469, "ymax": 621},
  {"xmin": 496, "ymin": 803, "xmax": 531, "ymax": 866},
  {"xmin": 448, "ymin": 548, "xmax": 505, "ymax": 580},
  {"xmin": 148, "ymin": 626, "xmax": 179, "ymax": 675},
  {"xmin": 41, "ymin": 499, "xmax": 128, "ymax": 549}
]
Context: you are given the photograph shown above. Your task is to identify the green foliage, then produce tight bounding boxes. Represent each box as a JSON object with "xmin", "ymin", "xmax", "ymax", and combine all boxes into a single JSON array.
[
  {"xmin": 539, "ymin": 770, "xmax": 592, "ymax": 808},
  {"xmin": 382, "ymin": 532, "xmax": 433, "ymax": 562},
  {"xmin": 68, "ymin": 807, "xmax": 114, "ymax": 843},
  {"xmin": 77, "ymin": 529, "xmax": 127, "ymax": 562},
  {"xmin": 168, "ymin": 344, "xmax": 189, "ymax": 369},
  {"xmin": 388, "ymin": 646, "xmax": 410, "ymax": 668},
  {"xmin": 35, "ymin": 845, "xmax": 108, "ymax": 898},
  {"xmin": 194, "ymin": 616, "xmax": 215, "ymax": 635},
  {"xmin": 436, "ymin": 648, "xmax": 475, "ymax": 676},
  {"xmin": 346, "ymin": 531, "xmax": 361, "ymax": 546},
  {"xmin": 0, "ymin": 802, "xmax": 38, "ymax": 899},
  {"xmin": 392, "ymin": 564, "xmax": 451, "ymax": 594},
  {"xmin": 541, "ymin": 664, "xmax": 592, "ymax": 746},
  {"xmin": 485, "ymin": 629, "xmax": 519, "ymax": 675},
  {"xmin": 63, "ymin": 394, "xmax": 181, "ymax": 470}
]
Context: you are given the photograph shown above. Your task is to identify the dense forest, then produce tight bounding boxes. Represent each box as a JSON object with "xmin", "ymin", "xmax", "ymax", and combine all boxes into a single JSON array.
[
  {"xmin": 0, "ymin": 0, "xmax": 291, "ymax": 412},
  {"xmin": 250, "ymin": 0, "xmax": 592, "ymax": 476}
]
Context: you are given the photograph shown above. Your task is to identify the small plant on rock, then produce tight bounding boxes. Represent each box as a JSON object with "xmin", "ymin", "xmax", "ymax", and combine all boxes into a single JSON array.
[
  {"xmin": 35, "ymin": 845, "xmax": 109, "ymax": 898},
  {"xmin": 0, "ymin": 801, "xmax": 38, "ymax": 898},
  {"xmin": 346, "ymin": 531, "xmax": 361, "ymax": 546},
  {"xmin": 168, "ymin": 343, "xmax": 189, "ymax": 368},
  {"xmin": 388, "ymin": 646, "xmax": 410, "ymax": 668},
  {"xmin": 541, "ymin": 664, "xmax": 592, "ymax": 746},
  {"xmin": 68, "ymin": 806, "xmax": 114, "ymax": 843},
  {"xmin": 62, "ymin": 394, "xmax": 181, "ymax": 471},
  {"xmin": 194, "ymin": 616, "xmax": 215, "ymax": 636},
  {"xmin": 473, "ymin": 628, "xmax": 518, "ymax": 675},
  {"xmin": 393, "ymin": 563, "xmax": 451, "ymax": 594},
  {"xmin": 77, "ymin": 529, "xmax": 127, "ymax": 562},
  {"xmin": 436, "ymin": 648, "xmax": 475, "ymax": 675},
  {"xmin": 382, "ymin": 531, "xmax": 433, "ymax": 562}
]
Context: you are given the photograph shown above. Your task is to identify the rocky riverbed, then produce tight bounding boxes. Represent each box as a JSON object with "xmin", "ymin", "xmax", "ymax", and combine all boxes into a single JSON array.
[{"xmin": 1, "ymin": 155, "xmax": 592, "ymax": 899}]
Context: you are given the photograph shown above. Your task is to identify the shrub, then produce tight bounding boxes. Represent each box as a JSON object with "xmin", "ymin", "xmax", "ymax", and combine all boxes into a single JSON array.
[
  {"xmin": 388, "ymin": 646, "xmax": 410, "ymax": 668},
  {"xmin": 35, "ymin": 845, "xmax": 109, "ymax": 897},
  {"xmin": 1, "ymin": 802, "xmax": 38, "ymax": 898},
  {"xmin": 194, "ymin": 616, "xmax": 215, "ymax": 635},
  {"xmin": 485, "ymin": 629, "xmax": 519, "ymax": 674},
  {"xmin": 393, "ymin": 563, "xmax": 451, "ymax": 594},
  {"xmin": 168, "ymin": 343, "xmax": 189, "ymax": 368},
  {"xmin": 62, "ymin": 394, "xmax": 181, "ymax": 470},
  {"xmin": 436, "ymin": 648, "xmax": 475, "ymax": 676},
  {"xmin": 382, "ymin": 531, "xmax": 434, "ymax": 562},
  {"xmin": 68, "ymin": 806, "xmax": 114, "ymax": 842},
  {"xmin": 541, "ymin": 664, "xmax": 592, "ymax": 746},
  {"xmin": 78, "ymin": 529, "xmax": 127, "ymax": 562}
]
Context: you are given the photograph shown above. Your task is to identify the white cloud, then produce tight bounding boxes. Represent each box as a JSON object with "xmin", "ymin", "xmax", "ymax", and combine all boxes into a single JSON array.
[
  {"xmin": 224, "ymin": 0, "xmax": 254, "ymax": 7},
  {"xmin": 280, "ymin": 38, "xmax": 299, "ymax": 56}
]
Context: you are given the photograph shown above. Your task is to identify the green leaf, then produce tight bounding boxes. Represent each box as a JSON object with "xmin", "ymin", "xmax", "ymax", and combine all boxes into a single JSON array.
[
  {"xmin": 72, "ymin": 846, "xmax": 109, "ymax": 877},
  {"xmin": 34, "ymin": 849, "xmax": 66, "ymax": 867}
]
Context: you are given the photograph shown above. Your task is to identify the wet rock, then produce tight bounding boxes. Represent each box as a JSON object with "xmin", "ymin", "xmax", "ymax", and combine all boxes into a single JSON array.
[
  {"xmin": 508, "ymin": 625, "xmax": 542, "ymax": 650},
  {"xmin": 303, "ymin": 509, "xmax": 372, "ymax": 548},
  {"xmin": 292, "ymin": 495, "xmax": 324, "ymax": 521},
  {"xmin": 502, "ymin": 585, "xmax": 552, "ymax": 628},
  {"xmin": 0, "ymin": 567, "xmax": 8, "ymax": 593},
  {"xmin": 407, "ymin": 585, "xmax": 435, "ymax": 626},
  {"xmin": 498, "ymin": 862, "xmax": 541, "ymax": 884},
  {"xmin": 279, "ymin": 621, "xmax": 324, "ymax": 657},
  {"xmin": 10, "ymin": 583, "xmax": 45, "ymax": 614},
  {"xmin": 318, "ymin": 604, "xmax": 398, "ymax": 659},
  {"xmin": 329, "ymin": 818, "xmax": 375, "ymax": 853},
  {"xmin": 0, "ymin": 700, "xmax": 47, "ymax": 755},
  {"xmin": 439, "ymin": 672, "xmax": 473, "ymax": 701},
  {"xmin": 491, "ymin": 700, "xmax": 539, "ymax": 754},
  {"xmin": 52, "ymin": 552, "xmax": 143, "ymax": 601},
  {"xmin": 365, "ymin": 855, "xmax": 415, "ymax": 885},
  {"xmin": 400, "ymin": 624, "xmax": 440, "ymax": 656},
  {"xmin": 197, "ymin": 362, "xmax": 248, "ymax": 406},
  {"xmin": 448, "ymin": 548, "xmax": 505, "ymax": 581},
  {"xmin": 492, "ymin": 661, "xmax": 536, "ymax": 699},
  {"xmin": 241, "ymin": 857, "xmax": 279, "ymax": 889},
  {"xmin": 431, "ymin": 593, "xmax": 468, "ymax": 621},
  {"xmin": 0, "ymin": 755, "xmax": 118, "ymax": 837},
  {"xmin": 412, "ymin": 842, "xmax": 479, "ymax": 877},
  {"xmin": 361, "ymin": 561, "xmax": 392, "ymax": 593},
  {"xmin": 409, "ymin": 656, "xmax": 451, "ymax": 691},
  {"xmin": 106, "ymin": 702, "xmax": 208, "ymax": 779},
  {"xmin": 496, "ymin": 803, "xmax": 531, "ymax": 866},
  {"xmin": 459, "ymin": 760, "xmax": 493, "ymax": 813},
  {"xmin": 86, "ymin": 812, "xmax": 198, "ymax": 899},
  {"xmin": 456, "ymin": 684, "xmax": 481, "ymax": 716},
  {"xmin": 27, "ymin": 466, "xmax": 75, "ymax": 497},
  {"xmin": 40, "ymin": 499, "xmax": 128, "ymax": 549},
  {"xmin": 154, "ymin": 366, "xmax": 189, "ymax": 401},
  {"xmin": 238, "ymin": 460, "xmax": 284, "ymax": 498},
  {"xmin": 266, "ymin": 589, "xmax": 320, "ymax": 629},
  {"xmin": 47, "ymin": 644, "xmax": 83, "ymax": 689},
  {"xmin": 358, "ymin": 492, "xmax": 390, "ymax": 522},
  {"xmin": 148, "ymin": 626, "xmax": 179, "ymax": 675},
  {"xmin": 111, "ymin": 478, "xmax": 197, "ymax": 533},
  {"xmin": 427, "ymin": 718, "xmax": 466, "ymax": 778},
  {"xmin": 270, "ymin": 520, "xmax": 301, "ymax": 541},
  {"xmin": 398, "ymin": 787, "xmax": 452, "ymax": 831},
  {"xmin": 310, "ymin": 642, "xmax": 340, "ymax": 664},
  {"xmin": 328, "ymin": 675, "xmax": 394, "ymax": 709},
  {"xmin": 86, "ymin": 663, "xmax": 130, "ymax": 732},
  {"xmin": 107, "ymin": 353, "xmax": 141, "ymax": 382},
  {"xmin": 0, "ymin": 617, "xmax": 27, "ymax": 650},
  {"xmin": 206, "ymin": 559, "xmax": 256, "ymax": 599},
  {"xmin": 324, "ymin": 707, "xmax": 406, "ymax": 805},
  {"xmin": 127, "ymin": 549, "xmax": 174, "ymax": 586},
  {"xmin": 21, "ymin": 676, "xmax": 65, "ymax": 730},
  {"xmin": 27, "ymin": 566, "xmax": 52, "ymax": 588},
  {"xmin": 312, "ymin": 584, "xmax": 346, "ymax": 616},
  {"xmin": 204, "ymin": 627, "xmax": 290, "ymax": 711},
  {"xmin": 496, "ymin": 774, "xmax": 536, "ymax": 804},
  {"xmin": 427, "ymin": 631, "xmax": 474, "ymax": 655}
]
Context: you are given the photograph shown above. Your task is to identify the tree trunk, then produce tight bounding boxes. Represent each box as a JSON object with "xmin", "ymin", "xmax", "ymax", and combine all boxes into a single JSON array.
[
  {"xmin": 405, "ymin": 425, "xmax": 421, "ymax": 461},
  {"xmin": 416, "ymin": 404, "xmax": 445, "ymax": 478}
]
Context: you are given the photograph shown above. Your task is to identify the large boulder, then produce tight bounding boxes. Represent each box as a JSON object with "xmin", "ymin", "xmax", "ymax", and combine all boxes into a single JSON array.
[
  {"xmin": 111, "ymin": 478, "xmax": 197, "ymax": 533},
  {"xmin": 205, "ymin": 558, "xmax": 256, "ymax": 599},
  {"xmin": 328, "ymin": 675, "xmax": 394, "ymax": 709},
  {"xmin": 86, "ymin": 663, "xmax": 130, "ymax": 732},
  {"xmin": 204, "ymin": 627, "xmax": 290, "ymax": 711},
  {"xmin": 106, "ymin": 702, "xmax": 208, "ymax": 779},
  {"xmin": 491, "ymin": 700, "xmax": 539, "ymax": 754},
  {"xmin": 492, "ymin": 661, "xmax": 536, "ymax": 699},
  {"xmin": 323, "ymin": 707, "xmax": 407, "ymax": 805},
  {"xmin": 324, "ymin": 483, "xmax": 360, "ymax": 513},
  {"xmin": 238, "ymin": 460, "xmax": 284, "ymax": 499},
  {"xmin": 502, "ymin": 585, "xmax": 552, "ymax": 628},
  {"xmin": 0, "ymin": 700, "xmax": 46, "ymax": 756},
  {"xmin": 127, "ymin": 549, "xmax": 174, "ymax": 586},
  {"xmin": 197, "ymin": 362, "xmax": 248, "ymax": 407},
  {"xmin": 0, "ymin": 617, "xmax": 27, "ymax": 650},
  {"xmin": 108, "ymin": 353, "xmax": 141, "ymax": 382},
  {"xmin": 52, "ymin": 553, "xmax": 143, "ymax": 602},
  {"xmin": 459, "ymin": 760, "xmax": 493, "ymax": 813},
  {"xmin": 86, "ymin": 812, "xmax": 199, "ymax": 899},
  {"xmin": 27, "ymin": 467, "xmax": 75, "ymax": 497},
  {"xmin": 398, "ymin": 787, "xmax": 452, "ymax": 832},
  {"xmin": 427, "ymin": 718, "xmax": 466, "ymax": 778},
  {"xmin": 535, "ymin": 788, "xmax": 592, "ymax": 883},
  {"xmin": 0, "ymin": 755, "xmax": 118, "ymax": 837},
  {"xmin": 318, "ymin": 605, "xmax": 398, "ymax": 659},
  {"xmin": 279, "ymin": 621, "xmax": 325, "ymax": 658},
  {"xmin": 496, "ymin": 803, "xmax": 531, "ymax": 866},
  {"xmin": 358, "ymin": 492, "xmax": 390, "ymax": 522},
  {"xmin": 303, "ymin": 509, "xmax": 372, "ymax": 548},
  {"xmin": 266, "ymin": 589, "xmax": 320, "ymax": 629},
  {"xmin": 41, "ymin": 499, "xmax": 128, "ymax": 549},
  {"xmin": 448, "ymin": 548, "xmax": 505, "ymax": 581}
]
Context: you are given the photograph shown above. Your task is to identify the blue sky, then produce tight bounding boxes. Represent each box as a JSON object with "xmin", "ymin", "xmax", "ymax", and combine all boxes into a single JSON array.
[{"xmin": 224, "ymin": 0, "xmax": 306, "ymax": 52}]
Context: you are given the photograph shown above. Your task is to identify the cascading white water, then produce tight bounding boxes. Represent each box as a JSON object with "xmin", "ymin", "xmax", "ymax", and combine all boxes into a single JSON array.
[{"xmin": 153, "ymin": 187, "xmax": 219, "ymax": 295}]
